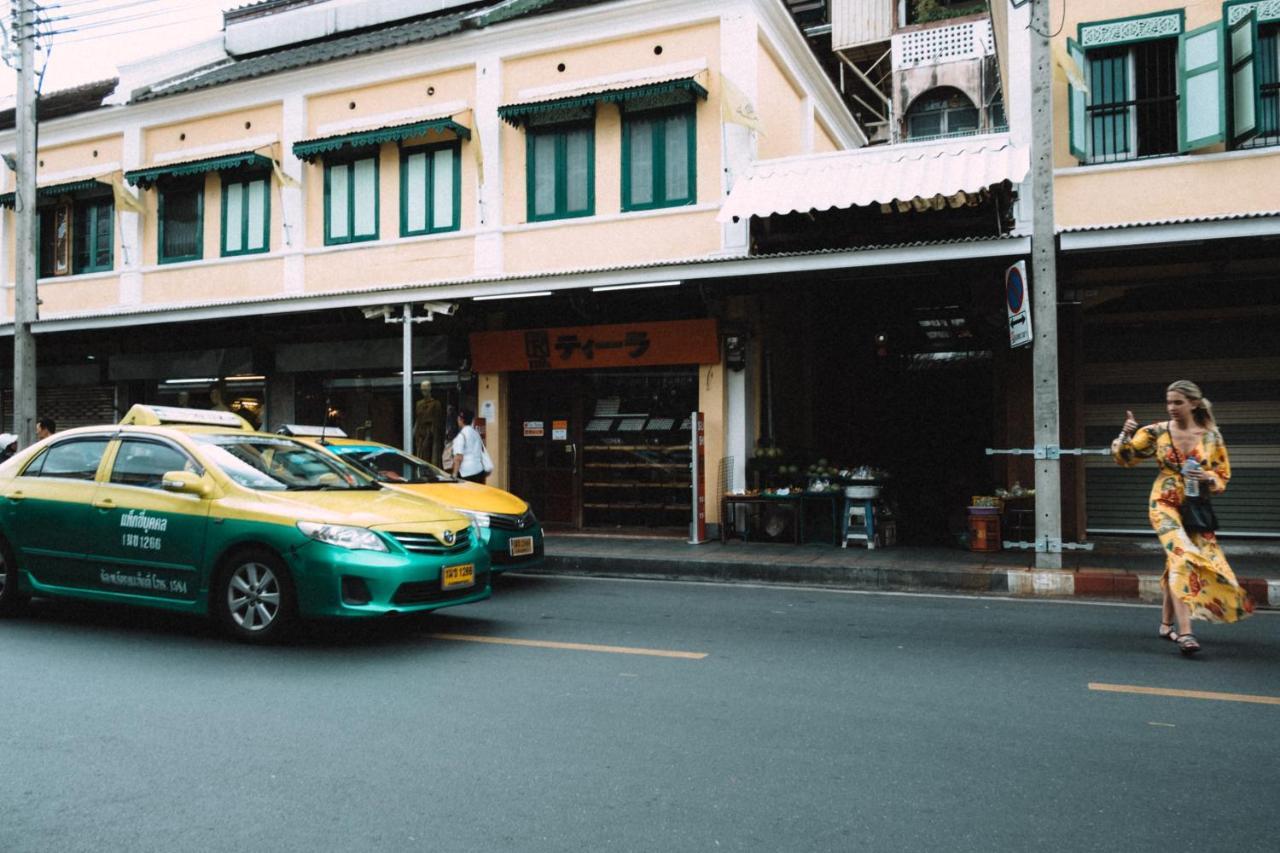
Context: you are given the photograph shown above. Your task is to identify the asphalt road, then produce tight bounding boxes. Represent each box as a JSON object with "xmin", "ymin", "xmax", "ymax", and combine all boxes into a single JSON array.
[{"xmin": 1, "ymin": 575, "xmax": 1276, "ymax": 853}]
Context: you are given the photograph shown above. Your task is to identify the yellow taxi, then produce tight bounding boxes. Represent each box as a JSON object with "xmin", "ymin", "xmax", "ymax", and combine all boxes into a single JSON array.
[
  {"xmin": 0, "ymin": 406, "xmax": 490, "ymax": 642},
  {"xmin": 282, "ymin": 429, "xmax": 543, "ymax": 573}
]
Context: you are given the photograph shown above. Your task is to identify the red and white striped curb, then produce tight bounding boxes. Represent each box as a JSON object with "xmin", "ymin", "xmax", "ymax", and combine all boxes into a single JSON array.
[{"xmin": 1004, "ymin": 570, "xmax": 1277, "ymax": 609}]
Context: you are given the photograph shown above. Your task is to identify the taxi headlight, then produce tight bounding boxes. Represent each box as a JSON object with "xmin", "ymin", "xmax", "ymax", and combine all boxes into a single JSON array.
[
  {"xmin": 459, "ymin": 510, "xmax": 491, "ymax": 529},
  {"xmin": 297, "ymin": 522, "xmax": 389, "ymax": 552}
]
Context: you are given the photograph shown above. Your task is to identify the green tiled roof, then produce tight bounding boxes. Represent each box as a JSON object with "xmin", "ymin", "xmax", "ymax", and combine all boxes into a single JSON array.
[
  {"xmin": 0, "ymin": 178, "xmax": 111, "ymax": 209},
  {"xmin": 125, "ymin": 152, "xmax": 274, "ymax": 189},
  {"xmin": 498, "ymin": 78, "xmax": 708, "ymax": 126},
  {"xmin": 293, "ymin": 118, "xmax": 471, "ymax": 162}
]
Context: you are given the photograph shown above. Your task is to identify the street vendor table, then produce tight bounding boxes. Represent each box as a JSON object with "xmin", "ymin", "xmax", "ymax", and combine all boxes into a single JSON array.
[{"xmin": 720, "ymin": 493, "xmax": 845, "ymax": 546}]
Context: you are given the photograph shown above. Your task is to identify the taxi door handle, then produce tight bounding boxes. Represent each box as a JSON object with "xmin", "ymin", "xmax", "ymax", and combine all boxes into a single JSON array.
[
  {"xmin": 93, "ymin": 498, "xmax": 116, "ymax": 510},
  {"xmin": 4, "ymin": 490, "xmax": 24, "ymax": 502}
]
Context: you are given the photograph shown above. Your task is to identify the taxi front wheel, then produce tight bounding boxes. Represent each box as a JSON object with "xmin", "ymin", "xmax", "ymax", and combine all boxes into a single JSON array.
[
  {"xmin": 213, "ymin": 549, "xmax": 296, "ymax": 643},
  {"xmin": 0, "ymin": 539, "xmax": 30, "ymax": 616}
]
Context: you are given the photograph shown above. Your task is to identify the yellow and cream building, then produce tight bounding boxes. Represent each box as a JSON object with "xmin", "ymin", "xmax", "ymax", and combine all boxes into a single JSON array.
[{"xmin": 0, "ymin": 0, "xmax": 867, "ymax": 535}]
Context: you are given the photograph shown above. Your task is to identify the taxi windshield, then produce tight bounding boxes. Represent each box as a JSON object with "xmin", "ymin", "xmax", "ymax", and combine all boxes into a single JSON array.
[
  {"xmin": 194, "ymin": 435, "xmax": 380, "ymax": 491},
  {"xmin": 330, "ymin": 446, "xmax": 454, "ymax": 485}
]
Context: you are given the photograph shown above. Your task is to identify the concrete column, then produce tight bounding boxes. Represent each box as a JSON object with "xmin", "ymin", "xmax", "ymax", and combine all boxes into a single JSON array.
[
  {"xmin": 0, "ymin": 168, "xmax": 9, "ymax": 323},
  {"xmin": 281, "ymin": 93, "xmax": 307, "ymax": 295},
  {"xmin": 265, "ymin": 373, "xmax": 296, "ymax": 431},
  {"xmin": 477, "ymin": 372, "xmax": 508, "ymax": 490},
  {"xmin": 1004, "ymin": 1, "xmax": 1034, "ymax": 234},
  {"xmin": 718, "ymin": 8, "xmax": 758, "ymax": 256},
  {"xmin": 698, "ymin": 361, "xmax": 727, "ymax": 535},
  {"xmin": 473, "ymin": 54, "xmax": 504, "ymax": 278},
  {"xmin": 119, "ymin": 125, "xmax": 144, "ymax": 305},
  {"xmin": 1029, "ymin": 0, "xmax": 1062, "ymax": 568}
]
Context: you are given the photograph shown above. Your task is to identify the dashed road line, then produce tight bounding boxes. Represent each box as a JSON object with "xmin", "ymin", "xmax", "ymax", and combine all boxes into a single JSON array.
[
  {"xmin": 1089, "ymin": 682, "xmax": 1280, "ymax": 706},
  {"xmin": 428, "ymin": 632, "xmax": 708, "ymax": 659}
]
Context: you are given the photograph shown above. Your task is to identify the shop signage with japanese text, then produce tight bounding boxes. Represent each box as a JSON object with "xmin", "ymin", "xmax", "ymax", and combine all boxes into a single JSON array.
[{"xmin": 471, "ymin": 319, "xmax": 720, "ymax": 372}]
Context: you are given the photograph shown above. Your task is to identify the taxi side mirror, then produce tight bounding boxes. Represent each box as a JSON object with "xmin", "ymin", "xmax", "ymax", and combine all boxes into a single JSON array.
[{"xmin": 161, "ymin": 470, "xmax": 210, "ymax": 497}]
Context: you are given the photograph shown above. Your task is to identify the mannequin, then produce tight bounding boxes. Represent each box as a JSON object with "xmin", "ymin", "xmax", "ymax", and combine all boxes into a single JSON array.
[{"xmin": 413, "ymin": 380, "xmax": 445, "ymax": 464}]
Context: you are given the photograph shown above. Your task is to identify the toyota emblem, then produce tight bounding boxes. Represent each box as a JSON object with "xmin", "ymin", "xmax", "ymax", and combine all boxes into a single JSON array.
[{"xmin": 442, "ymin": 530, "xmax": 456, "ymax": 546}]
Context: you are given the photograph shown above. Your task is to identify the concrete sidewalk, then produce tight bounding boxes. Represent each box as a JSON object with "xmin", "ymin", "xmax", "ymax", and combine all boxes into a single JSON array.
[{"xmin": 532, "ymin": 534, "xmax": 1280, "ymax": 609}]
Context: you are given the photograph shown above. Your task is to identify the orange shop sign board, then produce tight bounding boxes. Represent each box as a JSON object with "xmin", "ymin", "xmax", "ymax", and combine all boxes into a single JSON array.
[{"xmin": 470, "ymin": 319, "xmax": 720, "ymax": 372}]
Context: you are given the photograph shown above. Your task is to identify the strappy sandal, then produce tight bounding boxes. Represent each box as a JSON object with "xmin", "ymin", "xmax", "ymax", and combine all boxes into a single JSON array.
[
  {"xmin": 1177, "ymin": 634, "xmax": 1201, "ymax": 656},
  {"xmin": 1158, "ymin": 623, "xmax": 1178, "ymax": 642}
]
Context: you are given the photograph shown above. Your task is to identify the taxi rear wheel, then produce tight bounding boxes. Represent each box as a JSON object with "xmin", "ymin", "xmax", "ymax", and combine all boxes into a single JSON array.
[
  {"xmin": 213, "ymin": 549, "xmax": 295, "ymax": 643},
  {"xmin": 0, "ymin": 539, "xmax": 29, "ymax": 616}
]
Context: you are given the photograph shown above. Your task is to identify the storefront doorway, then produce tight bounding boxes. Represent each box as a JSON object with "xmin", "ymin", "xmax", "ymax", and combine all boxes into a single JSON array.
[{"xmin": 509, "ymin": 368, "xmax": 697, "ymax": 532}]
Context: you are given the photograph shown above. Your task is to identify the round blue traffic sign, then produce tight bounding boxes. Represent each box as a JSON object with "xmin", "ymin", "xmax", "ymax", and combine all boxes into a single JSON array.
[{"xmin": 1006, "ymin": 266, "xmax": 1024, "ymax": 312}]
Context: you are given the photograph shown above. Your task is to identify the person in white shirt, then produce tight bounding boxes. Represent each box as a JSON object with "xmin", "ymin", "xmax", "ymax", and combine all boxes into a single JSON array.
[{"xmin": 450, "ymin": 408, "xmax": 488, "ymax": 483}]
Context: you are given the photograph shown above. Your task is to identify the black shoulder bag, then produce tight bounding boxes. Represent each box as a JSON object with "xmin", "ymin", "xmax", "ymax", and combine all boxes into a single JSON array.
[{"xmin": 1168, "ymin": 425, "xmax": 1219, "ymax": 534}]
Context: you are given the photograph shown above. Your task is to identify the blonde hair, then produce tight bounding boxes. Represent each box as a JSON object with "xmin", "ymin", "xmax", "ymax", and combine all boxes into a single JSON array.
[{"xmin": 1167, "ymin": 380, "xmax": 1216, "ymax": 429}]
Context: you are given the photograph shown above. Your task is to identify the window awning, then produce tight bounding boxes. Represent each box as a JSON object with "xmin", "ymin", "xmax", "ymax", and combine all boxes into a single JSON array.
[
  {"xmin": 0, "ymin": 178, "xmax": 111, "ymax": 209},
  {"xmin": 717, "ymin": 136, "xmax": 1031, "ymax": 223},
  {"xmin": 498, "ymin": 75, "xmax": 708, "ymax": 127},
  {"xmin": 125, "ymin": 151, "xmax": 274, "ymax": 189},
  {"xmin": 292, "ymin": 117, "xmax": 471, "ymax": 163}
]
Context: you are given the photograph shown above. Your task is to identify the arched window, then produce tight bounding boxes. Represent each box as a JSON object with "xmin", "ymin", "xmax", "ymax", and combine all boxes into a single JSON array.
[{"xmin": 905, "ymin": 88, "xmax": 979, "ymax": 140}]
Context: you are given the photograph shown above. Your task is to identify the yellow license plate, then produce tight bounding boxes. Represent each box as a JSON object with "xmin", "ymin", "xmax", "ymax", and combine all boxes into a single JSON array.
[
  {"xmin": 509, "ymin": 536, "xmax": 535, "ymax": 557},
  {"xmin": 442, "ymin": 563, "xmax": 475, "ymax": 590}
]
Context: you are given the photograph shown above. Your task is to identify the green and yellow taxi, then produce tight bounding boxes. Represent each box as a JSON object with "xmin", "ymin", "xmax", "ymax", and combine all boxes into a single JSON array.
[
  {"xmin": 283, "ymin": 429, "xmax": 543, "ymax": 573},
  {"xmin": 0, "ymin": 406, "xmax": 490, "ymax": 642}
]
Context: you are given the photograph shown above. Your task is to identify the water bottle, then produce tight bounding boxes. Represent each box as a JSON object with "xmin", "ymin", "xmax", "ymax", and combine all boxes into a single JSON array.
[{"xmin": 1182, "ymin": 459, "xmax": 1201, "ymax": 498}]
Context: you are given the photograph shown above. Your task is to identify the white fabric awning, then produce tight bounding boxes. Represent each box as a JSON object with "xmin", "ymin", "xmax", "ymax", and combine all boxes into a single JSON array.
[{"xmin": 718, "ymin": 135, "xmax": 1030, "ymax": 222}]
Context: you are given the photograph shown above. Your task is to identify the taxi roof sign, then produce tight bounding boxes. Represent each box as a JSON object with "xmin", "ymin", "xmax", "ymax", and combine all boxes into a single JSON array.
[
  {"xmin": 121, "ymin": 404, "xmax": 254, "ymax": 430},
  {"xmin": 276, "ymin": 424, "xmax": 348, "ymax": 438}
]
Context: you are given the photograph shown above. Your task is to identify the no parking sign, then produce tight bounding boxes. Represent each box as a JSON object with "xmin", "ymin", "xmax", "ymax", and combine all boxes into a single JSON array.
[{"xmin": 1005, "ymin": 261, "xmax": 1032, "ymax": 349}]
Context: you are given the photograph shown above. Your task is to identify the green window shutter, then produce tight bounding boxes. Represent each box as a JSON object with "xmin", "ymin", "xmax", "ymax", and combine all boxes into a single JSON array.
[
  {"xmin": 1067, "ymin": 38, "xmax": 1089, "ymax": 161},
  {"xmin": 1178, "ymin": 21, "xmax": 1226, "ymax": 151},
  {"xmin": 621, "ymin": 106, "xmax": 696, "ymax": 211},
  {"xmin": 1229, "ymin": 11, "xmax": 1260, "ymax": 144},
  {"xmin": 325, "ymin": 155, "xmax": 378, "ymax": 244},
  {"xmin": 400, "ymin": 142, "xmax": 460, "ymax": 236},
  {"xmin": 526, "ymin": 123, "xmax": 594, "ymax": 221}
]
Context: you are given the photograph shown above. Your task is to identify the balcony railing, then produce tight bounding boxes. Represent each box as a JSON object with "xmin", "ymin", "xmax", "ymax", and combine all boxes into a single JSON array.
[{"xmin": 892, "ymin": 14, "xmax": 994, "ymax": 69}]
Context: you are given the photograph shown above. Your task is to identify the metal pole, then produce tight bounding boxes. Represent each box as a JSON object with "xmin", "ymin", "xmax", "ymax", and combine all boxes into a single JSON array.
[
  {"xmin": 1030, "ymin": 0, "xmax": 1062, "ymax": 568},
  {"xmin": 402, "ymin": 303, "xmax": 412, "ymax": 454},
  {"xmin": 13, "ymin": 0, "xmax": 38, "ymax": 446}
]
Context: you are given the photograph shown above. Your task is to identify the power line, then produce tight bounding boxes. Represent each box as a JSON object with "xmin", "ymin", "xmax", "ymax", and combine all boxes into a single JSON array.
[
  {"xmin": 33, "ymin": 5, "xmax": 220, "ymax": 38},
  {"xmin": 41, "ymin": 10, "xmax": 217, "ymax": 44}
]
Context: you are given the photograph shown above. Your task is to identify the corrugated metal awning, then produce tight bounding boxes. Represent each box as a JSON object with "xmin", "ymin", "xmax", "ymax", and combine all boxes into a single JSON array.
[
  {"xmin": 718, "ymin": 136, "xmax": 1030, "ymax": 222},
  {"xmin": 498, "ymin": 72, "xmax": 708, "ymax": 127},
  {"xmin": 125, "ymin": 151, "xmax": 274, "ymax": 189},
  {"xmin": 0, "ymin": 178, "xmax": 111, "ymax": 209},
  {"xmin": 293, "ymin": 116, "xmax": 471, "ymax": 162}
]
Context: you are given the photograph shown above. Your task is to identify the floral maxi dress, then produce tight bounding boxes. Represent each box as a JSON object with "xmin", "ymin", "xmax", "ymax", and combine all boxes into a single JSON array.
[{"xmin": 1112, "ymin": 424, "xmax": 1255, "ymax": 623}]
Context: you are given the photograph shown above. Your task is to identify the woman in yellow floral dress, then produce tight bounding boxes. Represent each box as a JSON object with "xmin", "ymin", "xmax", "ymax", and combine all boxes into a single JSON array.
[{"xmin": 1112, "ymin": 380, "xmax": 1254, "ymax": 655}]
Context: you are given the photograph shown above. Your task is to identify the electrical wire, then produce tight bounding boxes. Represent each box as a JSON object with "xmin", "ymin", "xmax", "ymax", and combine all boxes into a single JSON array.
[
  {"xmin": 37, "ymin": 6, "xmax": 218, "ymax": 38},
  {"xmin": 15, "ymin": 0, "xmax": 213, "ymax": 41},
  {"xmin": 33, "ymin": 0, "xmax": 190, "ymax": 27},
  {"xmin": 1028, "ymin": 0, "xmax": 1069, "ymax": 40},
  {"xmin": 42, "ymin": 10, "xmax": 216, "ymax": 44}
]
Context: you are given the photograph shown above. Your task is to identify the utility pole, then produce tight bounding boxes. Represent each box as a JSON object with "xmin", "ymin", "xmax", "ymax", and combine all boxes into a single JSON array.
[
  {"xmin": 12, "ymin": 0, "xmax": 39, "ymax": 446},
  {"xmin": 1029, "ymin": 0, "xmax": 1062, "ymax": 569}
]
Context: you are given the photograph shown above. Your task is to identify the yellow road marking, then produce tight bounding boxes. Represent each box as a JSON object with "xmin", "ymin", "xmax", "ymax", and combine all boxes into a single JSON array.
[
  {"xmin": 1089, "ymin": 682, "xmax": 1280, "ymax": 706},
  {"xmin": 428, "ymin": 633, "xmax": 708, "ymax": 659}
]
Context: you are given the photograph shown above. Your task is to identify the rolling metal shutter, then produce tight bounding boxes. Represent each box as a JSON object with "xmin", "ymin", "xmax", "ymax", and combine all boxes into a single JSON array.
[
  {"xmin": 1083, "ymin": 357, "xmax": 1280, "ymax": 537},
  {"xmin": 3, "ymin": 385, "xmax": 119, "ymax": 432}
]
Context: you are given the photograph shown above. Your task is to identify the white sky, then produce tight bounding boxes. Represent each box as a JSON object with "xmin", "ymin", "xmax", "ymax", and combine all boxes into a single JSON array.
[{"xmin": 1, "ymin": 0, "xmax": 238, "ymax": 101}]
